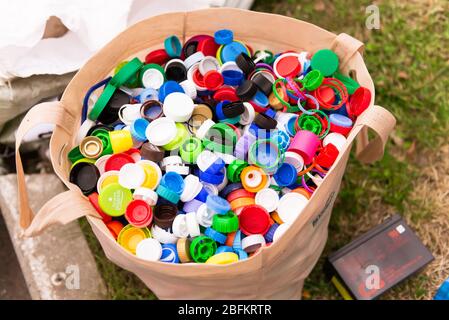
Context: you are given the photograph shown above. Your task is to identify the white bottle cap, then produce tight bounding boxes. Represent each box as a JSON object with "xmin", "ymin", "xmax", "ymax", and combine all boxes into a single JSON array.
[
  {"xmin": 195, "ymin": 119, "xmax": 215, "ymax": 140},
  {"xmin": 186, "ymin": 211, "xmax": 200, "ymax": 237},
  {"xmin": 214, "ymin": 151, "xmax": 237, "ymax": 164},
  {"xmin": 196, "ymin": 203, "xmax": 214, "ymax": 227},
  {"xmin": 202, "ymin": 182, "xmax": 219, "ymax": 196},
  {"xmin": 196, "ymin": 150, "xmax": 219, "ymax": 172},
  {"xmin": 284, "ymin": 151, "xmax": 304, "ymax": 171},
  {"xmin": 323, "ymin": 132, "xmax": 347, "ymax": 152},
  {"xmin": 180, "ymin": 175, "xmax": 203, "ymax": 202},
  {"xmin": 150, "ymin": 225, "xmax": 177, "ymax": 244},
  {"xmin": 180, "ymin": 80, "xmax": 197, "ymax": 99},
  {"xmin": 273, "ymin": 223, "xmax": 291, "ymax": 242},
  {"xmin": 255, "ymin": 188, "xmax": 279, "ymax": 212},
  {"xmin": 165, "ymin": 164, "xmax": 190, "ymax": 176},
  {"xmin": 118, "ymin": 163, "xmax": 146, "ymax": 189},
  {"xmin": 277, "ymin": 192, "xmax": 308, "ymax": 224},
  {"xmin": 145, "ymin": 117, "xmax": 177, "ymax": 146},
  {"xmin": 75, "ymin": 118, "xmax": 95, "ymax": 145},
  {"xmin": 172, "ymin": 214, "xmax": 189, "ymax": 238},
  {"xmin": 95, "ymin": 155, "xmax": 111, "ymax": 176},
  {"xmin": 96, "ymin": 170, "xmax": 119, "ymax": 194},
  {"xmin": 163, "ymin": 92, "xmax": 194, "ymax": 123},
  {"xmin": 119, "ymin": 104, "xmax": 142, "ymax": 125},
  {"xmin": 240, "ymin": 102, "xmax": 255, "ymax": 125},
  {"xmin": 133, "ymin": 187, "xmax": 158, "ymax": 206},
  {"xmin": 142, "ymin": 68, "xmax": 165, "ymax": 90},
  {"xmin": 183, "ymin": 51, "xmax": 205, "ymax": 70},
  {"xmin": 160, "ymin": 156, "xmax": 183, "ymax": 170},
  {"xmin": 136, "ymin": 238, "xmax": 162, "ymax": 261},
  {"xmin": 199, "ymin": 56, "xmax": 220, "ymax": 75},
  {"xmin": 242, "ymin": 234, "xmax": 266, "ymax": 253}
]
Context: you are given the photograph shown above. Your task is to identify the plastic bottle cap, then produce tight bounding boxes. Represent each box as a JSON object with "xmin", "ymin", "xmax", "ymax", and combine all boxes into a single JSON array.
[
  {"xmin": 196, "ymin": 150, "xmax": 219, "ymax": 172},
  {"xmin": 273, "ymin": 163, "xmax": 297, "ymax": 187},
  {"xmin": 195, "ymin": 119, "xmax": 215, "ymax": 140},
  {"xmin": 241, "ymin": 234, "xmax": 266, "ymax": 253},
  {"xmin": 106, "ymin": 220, "xmax": 124, "ymax": 239},
  {"xmin": 172, "ymin": 214, "xmax": 189, "ymax": 238},
  {"xmin": 69, "ymin": 162, "xmax": 101, "ymax": 195},
  {"xmin": 133, "ymin": 187, "xmax": 158, "ymax": 206},
  {"xmin": 98, "ymin": 182, "xmax": 133, "ymax": 217},
  {"xmin": 75, "ymin": 118, "xmax": 96, "ymax": 145},
  {"xmin": 199, "ymin": 56, "xmax": 220, "ymax": 75},
  {"xmin": 186, "ymin": 211, "xmax": 200, "ymax": 237},
  {"xmin": 203, "ymin": 70, "xmax": 224, "ymax": 91},
  {"xmin": 117, "ymin": 225, "xmax": 150, "ymax": 254},
  {"xmin": 284, "ymin": 151, "xmax": 304, "ymax": 172},
  {"xmin": 109, "ymin": 129, "xmax": 134, "ymax": 154},
  {"xmin": 95, "ymin": 155, "xmax": 111, "ymax": 175},
  {"xmin": 323, "ymin": 132, "xmax": 347, "ymax": 152},
  {"xmin": 160, "ymin": 243, "xmax": 179, "ymax": 263},
  {"xmin": 141, "ymin": 64, "xmax": 165, "ymax": 89},
  {"xmin": 153, "ymin": 203, "xmax": 178, "ymax": 228},
  {"xmin": 349, "ymin": 86, "xmax": 371, "ymax": 116},
  {"xmin": 164, "ymin": 35, "xmax": 182, "ymax": 57},
  {"xmin": 177, "ymin": 238, "xmax": 193, "ymax": 263},
  {"xmin": 125, "ymin": 199, "xmax": 152, "ymax": 228},
  {"xmin": 212, "ymin": 210, "xmax": 239, "ymax": 233},
  {"xmin": 140, "ymin": 142, "xmax": 164, "ymax": 162},
  {"xmin": 163, "ymin": 92, "xmax": 194, "ymax": 122},
  {"xmin": 145, "ymin": 117, "xmax": 177, "ymax": 146},
  {"xmin": 161, "ymin": 171, "xmax": 185, "ymax": 195},
  {"xmin": 255, "ymin": 188, "xmax": 279, "ymax": 212},
  {"xmin": 221, "ymin": 41, "xmax": 248, "ymax": 63},
  {"xmin": 136, "ymin": 238, "xmax": 162, "ymax": 262},
  {"xmin": 180, "ymin": 174, "xmax": 202, "ymax": 202},
  {"xmin": 330, "ymin": 113, "xmax": 353, "ymax": 128},
  {"xmin": 277, "ymin": 192, "xmax": 308, "ymax": 224},
  {"xmin": 79, "ymin": 136, "xmax": 103, "ymax": 159},
  {"xmin": 239, "ymin": 205, "xmax": 270, "ymax": 236},
  {"xmin": 310, "ymin": 49, "xmax": 339, "ymax": 77},
  {"xmin": 273, "ymin": 53, "xmax": 302, "ymax": 78},
  {"xmin": 104, "ymin": 153, "xmax": 134, "ymax": 172},
  {"xmin": 184, "ymin": 51, "xmax": 205, "ymax": 70},
  {"xmin": 236, "ymin": 80, "xmax": 257, "ymax": 101},
  {"xmin": 206, "ymin": 194, "xmax": 230, "ymax": 214},
  {"xmin": 96, "ymin": 170, "xmax": 119, "ymax": 193},
  {"xmin": 197, "ymin": 35, "xmax": 220, "ymax": 56},
  {"xmin": 205, "ymin": 252, "xmax": 239, "ymax": 265},
  {"xmin": 179, "ymin": 79, "xmax": 197, "ymax": 99},
  {"xmin": 165, "ymin": 59, "xmax": 187, "ymax": 82},
  {"xmin": 138, "ymin": 160, "xmax": 162, "ymax": 190},
  {"xmin": 273, "ymin": 223, "xmax": 291, "ymax": 242},
  {"xmin": 236, "ymin": 52, "xmax": 255, "ymax": 75},
  {"xmin": 190, "ymin": 236, "xmax": 217, "ymax": 263},
  {"xmin": 214, "ymin": 29, "xmax": 234, "ymax": 45},
  {"xmin": 151, "ymin": 225, "xmax": 178, "ymax": 244},
  {"xmin": 118, "ymin": 163, "xmax": 146, "ymax": 190}
]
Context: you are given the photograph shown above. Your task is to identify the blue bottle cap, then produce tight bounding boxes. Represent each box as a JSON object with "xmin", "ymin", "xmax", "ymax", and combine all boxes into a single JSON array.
[
  {"xmin": 235, "ymin": 248, "xmax": 248, "ymax": 260},
  {"xmin": 264, "ymin": 108, "xmax": 276, "ymax": 119},
  {"xmin": 221, "ymin": 42, "xmax": 248, "ymax": 63},
  {"xmin": 271, "ymin": 130, "xmax": 290, "ymax": 151},
  {"xmin": 222, "ymin": 70, "xmax": 244, "ymax": 86},
  {"xmin": 206, "ymin": 194, "xmax": 231, "ymax": 215},
  {"xmin": 285, "ymin": 116, "xmax": 298, "ymax": 136},
  {"xmin": 273, "ymin": 163, "xmax": 297, "ymax": 187},
  {"xmin": 158, "ymin": 80, "xmax": 184, "ymax": 103},
  {"xmin": 199, "ymin": 169, "xmax": 225, "ymax": 185},
  {"xmin": 232, "ymin": 230, "xmax": 242, "ymax": 250},
  {"xmin": 252, "ymin": 90, "xmax": 269, "ymax": 107},
  {"xmin": 214, "ymin": 29, "xmax": 233, "ymax": 45},
  {"xmin": 215, "ymin": 100, "xmax": 229, "ymax": 120},
  {"xmin": 160, "ymin": 243, "xmax": 179, "ymax": 263},
  {"xmin": 219, "ymin": 182, "xmax": 243, "ymax": 199},
  {"xmin": 164, "ymin": 35, "xmax": 182, "ymax": 58},
  {"xmin": 205, "ymin": 158, "xmax": 226, "ymax": 175},
  {"xmin": 161, "ymin": 171, "xmax": 185, "ymax": 195},
  {"xmin": 434, "ymin": 278, "xmax": 449, "ymax": 300},
  {"xmin": 137, "ymin": 88, "xmax": 159, "ymax": 103},
  {"xmin": 216, "ymin": 246, "xmax": 234, "ymax": 254},
  {"xmin": 114, "ymin": 123, "xmax": 126, "ymax": 131},
  {"xmin": 130, "ymin": 118, "xmax": 150, "ymax": 142},
  {"xmin": 194, "ymin": 186, "xmax": 209, "ymax": 203},
  {"xmin": 156, "ymin": 184, "xmax": 180, "ymax": 204},
  {"xmin": 264, "ymin": 223, "xmax": 279, "ymax": 243},
  {"xmin": 204, "ymin": 227, "xmax": 227, "ymax": 244},
  {"xmin": 329, "ymin": 113, "xmax": 353, "ymax": 128}
]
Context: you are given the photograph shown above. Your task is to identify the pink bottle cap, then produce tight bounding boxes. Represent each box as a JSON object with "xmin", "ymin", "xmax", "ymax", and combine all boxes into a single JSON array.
[{"xmin": 287, "ymin": 130, "xmax": 320, "ymax": 164}]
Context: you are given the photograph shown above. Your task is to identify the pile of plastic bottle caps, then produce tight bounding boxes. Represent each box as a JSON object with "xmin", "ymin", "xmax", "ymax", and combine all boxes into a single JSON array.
[{"xmin": 68, "ymin": 29, "xmax": 371, "ymax": 264}]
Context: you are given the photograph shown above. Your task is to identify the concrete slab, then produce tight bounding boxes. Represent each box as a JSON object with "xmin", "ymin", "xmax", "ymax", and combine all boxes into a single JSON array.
[{"xmin": 0, "ymin": 174, "xmax": 107, "ymax": 300}]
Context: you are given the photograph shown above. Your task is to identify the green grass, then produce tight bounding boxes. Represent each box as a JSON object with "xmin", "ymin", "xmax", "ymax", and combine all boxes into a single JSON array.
[{"xmin": 80, "ymin": 0, "xmax": 449, "ymax": 299}]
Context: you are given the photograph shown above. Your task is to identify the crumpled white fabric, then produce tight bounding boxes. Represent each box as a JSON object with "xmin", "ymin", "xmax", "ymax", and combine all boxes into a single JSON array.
[{"xmin": 0, "ymin": 0, "xmax": 214, "ymax": 83}]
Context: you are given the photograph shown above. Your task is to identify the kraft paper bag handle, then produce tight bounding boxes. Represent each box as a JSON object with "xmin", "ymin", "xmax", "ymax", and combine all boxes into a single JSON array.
[
  {"xmin": 15, "ymin": 101, "xmax": 97, "ymax": 236},
  {"xmin": 331, "ymin": 33, "xmax": 364, "ymax": 70},
  {"xmin": 351, "ymin": 105, "xmax": 396, "ymax": 163}
]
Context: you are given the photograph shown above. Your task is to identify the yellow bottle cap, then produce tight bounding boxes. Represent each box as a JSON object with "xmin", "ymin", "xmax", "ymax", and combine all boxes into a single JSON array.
[
  {"xmin": 117, "ymin": 224, "xmax": 151, "ymax": 254},
  {"xmin": 205, "ymin": 252, "xmax": 239, "ymax": 265},
  {"xmin": 70, "ymin": 158, "xmax": 96, "ymax": 170},
  {"xmin": 109, "ymin": 130, "xmax": 133, "ymax": 154},
  {"xmin": 138, "ymin": 160, "xmax": 162, "ymax": 190},
  {"xmin": 162, "ymin": 123, "xmax": 190, "ymax": 151}
]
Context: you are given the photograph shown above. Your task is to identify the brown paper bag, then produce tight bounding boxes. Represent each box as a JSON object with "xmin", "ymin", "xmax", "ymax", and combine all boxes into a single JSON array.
[{"xmin": 15, "ymin": 8, "xmax": 395, "ymax": 299}]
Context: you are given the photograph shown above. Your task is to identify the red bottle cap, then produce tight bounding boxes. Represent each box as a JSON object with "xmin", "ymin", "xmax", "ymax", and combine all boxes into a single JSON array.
[
  {"xmin": 315, "ymin": 86, "xmax": 335, "ymax": 105},
  {"xmin": 239, "ymin": 205, "xmax": 270, "ymax": 236},
  {"xmin": 104, "ymin": 153, "xmax": 135, "ymax": 172},
  {"xmin": 88, "ymin": 192, "xmax": 112, "ymax": 222},
  {"xmin": 213, "ymin": 87, "xmax": 238, "ymax": 102},
  {"xmin": 349, "ymin": 86, "xmax": 371, "ymax": 116},
  {"xmin": 226, "ymin": 189, "xmax": 255, "ymax": 203},
  {"xmin": 145, "ymin": 49, "xmax": 170, "ymax": 65},
  {"xmin": 276, "ymin": 55, "xmax": 301, "ymax": 78},
  {"xmin": 125, "ymin": 199, "xmax": 153, "ymax": 228},
  {"xmin": 192, "ymin": 68, "xmax": 206, "ymax": 87},
  {"xmin": 329, "ymin": 122, "xmax": 352, "ymax": 136},
  {"xmin": 106, "ymin": 221, "xmax": 124, "ymax": 239},
  {"xmin": 316, "ymin": 143, "xmax": 339, "ymax": 168},
  {"xmin": 197, "ymin": 36, "xmax": 220, "ymax": 57},
  {"xmin": 203, "ymin": 70, "xmax": 224, "ymax": 91}
]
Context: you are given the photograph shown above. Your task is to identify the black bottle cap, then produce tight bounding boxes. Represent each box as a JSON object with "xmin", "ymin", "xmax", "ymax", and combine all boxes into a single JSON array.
[
  {"xmin": 252, "ymin": 72, "xmax": 273, "ymax": 96},
  {"xmin": 97, "ymin": 89, "xmax": 130, "ymax": 125},
  {"xmin": 236, "ymin": 80, "xmax": 258, "ymax": 101},
  {"xmin": 165, "ymin": 60, "xmax": 187, "ymax": 83},
  {"xmin": 222, "ymin": 101, "xmax": 245, "ymax": 118},
  {"xmin": 254, "ymin": 112, "xmax": 278, "ymax": 130},
  {"xmin": 69, "ymin": 162, "xmax": 100, "ymax": 196},
  {"xmin": 236, "ymin": 52, "xmax": 256, "ymax": 75},
  {"xmin": 183, "ymin": 41, "xmax": 198, "ymax": 58}
]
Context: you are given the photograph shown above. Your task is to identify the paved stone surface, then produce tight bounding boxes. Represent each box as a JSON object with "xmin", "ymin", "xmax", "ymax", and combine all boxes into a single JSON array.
[
  {"xmin": 0, "ymin": 212, "xmax": 31, "ymax": 299},
  {"xmin": 0, "ymin": 174, "xmax": 107, "ymax": 300}
]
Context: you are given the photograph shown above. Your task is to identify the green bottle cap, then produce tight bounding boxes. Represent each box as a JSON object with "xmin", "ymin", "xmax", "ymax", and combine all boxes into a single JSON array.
[
  {"xmin": 98, "ymin": 183, "xmax": 133, "ymax": 217},
  {"xmin": 203, "ymin": 123, "xmax": 237, "ymax": 154},
  {"xmin": 92, "ymin": 129, "xmax": 113, "ymax": 156},
  {"xmin": 310, "ymin": 49, "xmax": 339, "ymax": 77},
  {"xmin": 227, "ymin": 159, "xmax": 248, "ymax": 183},
  {"xmin": 110, "ymin": 57, "xmax": 143, "ymax": 88},
  {"xmin": 212, "ymin": 211, "xmax": 239, "ymax": 234},
  {"xmin": 297, "ymin": 114, "xmax": 322, "ymax": 135},
  {"xmin": 302, "ymin": 69, "xmax": 324, "ymax": 91},
  {"xmin": 68, "ymin": 146, "xmax": 84, "ymax": 164},
  {"xmin": 334, "ymin": 72, "xmax": 360, "ymax": 95},
  {"xmin": 180, "ymin": 137, "xmax": 203, "ymax": 164},
  {"xmin": 189, "ymin": 236, "xmax": 217, "ymax": 263},
  {"xmin": 88, "ymin": 83, "xmax": 116, "ymax": 121}
]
